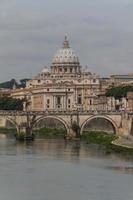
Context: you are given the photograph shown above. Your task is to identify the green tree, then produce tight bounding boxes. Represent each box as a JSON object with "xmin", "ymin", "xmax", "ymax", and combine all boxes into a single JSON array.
[
  {"xmin": 106, "ymin": 85, "xmax": 133, "ymax": 99},
  {"xmin": 0, "ymin": 97, "xmax": 24, "ymax": 110}
]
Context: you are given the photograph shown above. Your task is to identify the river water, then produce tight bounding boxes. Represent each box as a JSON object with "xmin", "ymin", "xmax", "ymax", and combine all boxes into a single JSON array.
[{"xmin": 0, "ymin": 134, "xmax": 133, "ymax": 200}]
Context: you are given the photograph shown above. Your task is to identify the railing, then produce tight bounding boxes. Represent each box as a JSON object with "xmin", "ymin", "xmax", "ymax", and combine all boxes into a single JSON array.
[{"xmin": 0, "ymin": 110, "xmax": 132, "ymax": 116}]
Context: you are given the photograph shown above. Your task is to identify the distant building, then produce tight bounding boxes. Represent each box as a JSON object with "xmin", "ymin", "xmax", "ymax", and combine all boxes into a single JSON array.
[
  {"xmin": 0, "ymin": 89, "xmax": 11, "ymax": 97},
  {"xmin": 109, "ymin": 74, "xmax": 133, "ymax": 86},
  {"xmin": 127, "ymin": 92, "xmax": 133, "ymax": 111}
]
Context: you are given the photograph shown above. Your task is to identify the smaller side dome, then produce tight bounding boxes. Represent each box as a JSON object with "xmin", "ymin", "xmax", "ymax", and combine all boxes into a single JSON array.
[{"xmin": 41, "ymin": 66, "xmax": 50, "ymax": 73}]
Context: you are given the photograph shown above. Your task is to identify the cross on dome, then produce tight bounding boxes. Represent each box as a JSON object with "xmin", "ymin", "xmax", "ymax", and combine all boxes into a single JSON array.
[{"xmin": 63, "ymin": 36, "xmax": 70, "ymax": 49}]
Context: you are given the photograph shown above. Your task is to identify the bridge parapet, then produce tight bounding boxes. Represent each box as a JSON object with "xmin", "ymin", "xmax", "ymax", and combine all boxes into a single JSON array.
[{"xmin": 0, "ymin": 110, "xmax": 132, "ymax": 116}]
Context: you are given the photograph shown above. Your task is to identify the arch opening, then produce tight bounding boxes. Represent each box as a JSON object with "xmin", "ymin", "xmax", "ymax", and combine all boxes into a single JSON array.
[
  {"xmin": 81, "ymin": 117, "xmax": 116, "ymax": 135},
  {"xmin": 33, "ymin": 117, "xmax": 67, "ymax": 138},
  {"xmin": 0, "ymin": 118, "xmax": 18, "ymax": 136}
]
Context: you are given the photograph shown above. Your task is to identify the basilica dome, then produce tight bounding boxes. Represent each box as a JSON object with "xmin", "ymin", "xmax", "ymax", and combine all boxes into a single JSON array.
[{"xmin": 52, "ymin": 37, "xmax": 80, "ymax": 66}]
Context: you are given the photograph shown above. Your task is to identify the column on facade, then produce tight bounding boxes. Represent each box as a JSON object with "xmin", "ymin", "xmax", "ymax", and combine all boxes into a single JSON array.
[
  {"xmin": 63, "ymin": 95, "xmax": 65, "ymax": 110},
  {"xmin": 53, "ymin": 96, "xmax": 55, "ymax": 110}
]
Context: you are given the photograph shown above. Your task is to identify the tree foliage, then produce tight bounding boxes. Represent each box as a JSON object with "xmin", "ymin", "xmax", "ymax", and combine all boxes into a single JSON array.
[
  {"xmin": 0, "ymin": 78, "xmax": 30, "ymax": 89},
  {"xmin": 106, "ymin": 85, "xmax": 133, "ymax": 99},
  {"xmin": 0, "ymin": 97, "xmax": 24, "ymax": 110},
  {"xmin": 0, "ymin": 79, "xmax": 18, "ymax": 89}
]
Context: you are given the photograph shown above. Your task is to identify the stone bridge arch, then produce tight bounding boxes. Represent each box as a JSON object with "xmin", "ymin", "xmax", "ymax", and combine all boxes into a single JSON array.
[
  {"xmin": 6, "ymin": 117, "xmax": 19, "ymax": 133},
  {"xmin": 32, "ymin": 115, "xmax": 69, "ymax": 135},
  {"xmin": 80, "ymin": 115, "xmax": 119, "ymax": 135}
]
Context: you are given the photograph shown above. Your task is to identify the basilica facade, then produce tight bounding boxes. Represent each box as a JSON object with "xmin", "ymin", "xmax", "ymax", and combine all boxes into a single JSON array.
[{"xmin": 24, "ymin": 37, "xmax": 102, "ymax": 111}]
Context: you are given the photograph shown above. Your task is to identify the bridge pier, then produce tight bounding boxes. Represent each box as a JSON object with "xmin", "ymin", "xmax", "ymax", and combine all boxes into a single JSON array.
[
  {"xmin": 66, "ymin": 128, "xmax": 76, "ymax": 139},
  {"xmin": 120, "ymin": 114, "xmax": 133, "ymax": 137},
  {"xmin": 15, "ymin": 125, "xmax": 34, "ymax": 141}
]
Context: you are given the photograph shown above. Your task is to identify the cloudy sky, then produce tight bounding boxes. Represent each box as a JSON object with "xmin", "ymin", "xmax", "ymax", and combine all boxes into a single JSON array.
[{"xmin": 0, "ymin": 0, "xmax": 133, "ymax": 82}]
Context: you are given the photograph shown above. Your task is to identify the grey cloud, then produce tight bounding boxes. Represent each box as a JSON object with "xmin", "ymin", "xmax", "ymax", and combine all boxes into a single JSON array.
[{"xmin": 0, "ymin": 0, "xmax": 133, "ymax": 81}]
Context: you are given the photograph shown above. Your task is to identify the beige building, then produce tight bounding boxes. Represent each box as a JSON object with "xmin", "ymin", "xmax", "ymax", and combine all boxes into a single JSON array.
[
  {"xmin": 25, "ymin": 37, "xmax": 101, "ymax": 111},
  {"xmin": 127, "ymin": 92, "xmax": 133, "ymax": 111},
  {"xmin": 0, "ymin": 89, "xmax": 11, "ymax": 97},
  {"xmin": 109, "ymin": 74, "xmax": 133, "ymax": 86},
  {"xmin": 10, "ymin": 37, "xmax": 133, "ymax": 112}
]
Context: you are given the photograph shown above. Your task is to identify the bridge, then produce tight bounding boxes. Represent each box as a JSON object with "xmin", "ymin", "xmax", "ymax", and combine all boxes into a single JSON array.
[{"xmin": 0, "ymin": 110, "xmax": 133, "ymax": 137}]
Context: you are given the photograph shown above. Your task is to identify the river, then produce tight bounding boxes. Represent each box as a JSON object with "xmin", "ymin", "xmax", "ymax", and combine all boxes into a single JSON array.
[{"xmin": 0, "ymin": 134, "xmax": 133, "ymax": 200}]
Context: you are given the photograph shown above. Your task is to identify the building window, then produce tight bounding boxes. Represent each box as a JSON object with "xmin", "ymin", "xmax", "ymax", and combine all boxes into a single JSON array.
[
  {"xmin": 38, "ymin": 80, "xmax": 41, "ymax": 83},
  {"xmin": 77, "ymin": 96, "xmax": 82, "ymax": 104},
  {"xmin": 60, "ymin": 68, "xmax": 62, "ymax": 72},
  {"xmin": 70, "ymin": 68, "xmax": 72, "ymax": 73},
  {"xmin": 68, "ymin": 88, "xmax": 70, "ymax": 91},
  {"xmin": 57, "ymin": 96, "xmax": 61, "ymax": 105},
  {"xmin": 93, "ymin": 79, "xmax": 96, "ymax": 83},
  {"xmin": 47, "ymin": 99, "xmax": 50, "ymax": 104},
  {"xmin": 65, "ymin": 68, "xmax": 67, "ymax": 72},
  {"xmin": 68, "ymin": 99, "xmax": 71, "ymax": 104},
  {"xmin": 47, "ymin": 88, "xmax": 49, "ymax": 92}
]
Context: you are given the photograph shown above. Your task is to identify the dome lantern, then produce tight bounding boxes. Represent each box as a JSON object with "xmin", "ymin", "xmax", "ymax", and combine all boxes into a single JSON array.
[{"xmin": 63, "ymin": 36, "xmax": 70, "ymax": 49}]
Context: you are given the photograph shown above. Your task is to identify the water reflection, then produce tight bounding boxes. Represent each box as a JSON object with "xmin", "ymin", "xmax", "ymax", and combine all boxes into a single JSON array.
[
  {"xmin": 0, "ymin": 134, "xmax": 133, "ymax": 200},
  {"xmin": 0, "ymin": 133, "xmax": 6, "ymax": 139},
  {"xmin": 13, "ymin": 139, "xmax": 133, "ymax": 176},
  {"xmin": 106, "ymin": 166, "xmax": 133, "ymax": 174}
]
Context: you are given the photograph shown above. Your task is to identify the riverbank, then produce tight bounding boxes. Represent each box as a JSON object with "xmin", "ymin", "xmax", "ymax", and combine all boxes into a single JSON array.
[
  {"xmin": 0, "ymin": 127, "xmax": 16, "ymax": 134},
  {"xmin": 0, "ymin": 127, "xmax": 66, "ymax": 139},
  {"xmin": 81, "ymin": 131, "xmax": 133, "ymax": 154},
  {"xmin": 81, "ymin": 131, "xmax": 116, "ymax": 146},
  {"xmin": 33, "ymin": 127, "xmax": 66, "ymax": 139},
  {"xmin": 112, "ymin": 136, "xmax": 133, "ymax": 149}
]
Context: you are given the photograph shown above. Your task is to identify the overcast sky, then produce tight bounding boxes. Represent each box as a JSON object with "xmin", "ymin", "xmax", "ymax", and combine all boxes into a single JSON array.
[{"xmin": 0, "ymin": 0, "xmax": 133, "ymax": 82}]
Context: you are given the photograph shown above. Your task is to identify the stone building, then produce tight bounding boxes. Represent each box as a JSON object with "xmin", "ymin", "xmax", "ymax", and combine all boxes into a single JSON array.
[
  {"xmin": 10, "ymin": 37, "xmax": 133, "ymax": 112},
  {"xmin": 25, "ymin": 37, "xmax": 101, "ymax": 111},
  {"xmin": 109, "ymin": 74, "xmax": 133, "ymax": 86},
  {"xmin": 0, "ymin": 89, "xmax": 11, "ymax": 97},
  {"xmin": 127, "ymin": 92, "xmax": 133, "ymax": 111}
]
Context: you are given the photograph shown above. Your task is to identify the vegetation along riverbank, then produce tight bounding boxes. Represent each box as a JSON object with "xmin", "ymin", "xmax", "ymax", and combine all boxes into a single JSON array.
[{"xmin": 81, "ymin": 131, "xmax": 133, "ymax": 155}]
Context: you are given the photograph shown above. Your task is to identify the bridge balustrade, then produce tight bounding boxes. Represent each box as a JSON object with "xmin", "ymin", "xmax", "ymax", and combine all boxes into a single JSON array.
[{"xmin": 0, "ymin": 110, "xmax": 132, "ymax": 116}]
